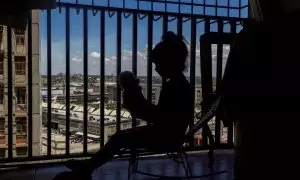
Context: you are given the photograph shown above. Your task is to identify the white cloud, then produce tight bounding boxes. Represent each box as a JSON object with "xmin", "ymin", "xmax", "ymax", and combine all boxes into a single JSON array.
[
  {"xmin": 123, "ymin": 50, "xmax": 132, "ymax": 55},
  {"xmin": 90, "ymin": 52, "xmax": 100, "ymax": 58},
  {"xmin": 71, "ymin": 57, "xmax": 82, "ymax": 62}
]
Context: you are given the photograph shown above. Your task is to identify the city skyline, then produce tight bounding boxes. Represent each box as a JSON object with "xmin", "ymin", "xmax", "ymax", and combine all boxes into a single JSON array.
[
  {"xmin": 40, "ymin": 43, "xmax": 232, "ymax": 76},
  {"xmin": 39, "ymin": 0, "xmax": 245, "ymax": 75}
]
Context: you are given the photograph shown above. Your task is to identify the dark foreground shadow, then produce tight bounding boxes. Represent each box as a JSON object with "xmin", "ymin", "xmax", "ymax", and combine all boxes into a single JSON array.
[{"xmin": 52, "ymin": 171, "xmax": 91, "ymax": 180}]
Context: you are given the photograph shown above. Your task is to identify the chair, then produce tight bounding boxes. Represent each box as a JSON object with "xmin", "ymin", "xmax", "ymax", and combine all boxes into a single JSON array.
[{"xmin": 125, "ymin": 97, "xmax": 223, "ymax": 179}]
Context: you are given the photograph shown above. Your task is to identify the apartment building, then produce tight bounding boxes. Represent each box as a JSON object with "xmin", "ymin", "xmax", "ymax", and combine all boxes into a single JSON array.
[
  {"xmin": 0, "ymin": 11, "xmax": 40, "ymax": 157},
  {"xmin": 195, "ymin": 87, "xmax": 202, "ymax": 109}
]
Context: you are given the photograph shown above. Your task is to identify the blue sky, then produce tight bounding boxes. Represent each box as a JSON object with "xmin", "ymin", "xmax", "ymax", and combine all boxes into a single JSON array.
[{"xmin": 40, "ymin": 0, "xmax": 247, "ymax": 75}]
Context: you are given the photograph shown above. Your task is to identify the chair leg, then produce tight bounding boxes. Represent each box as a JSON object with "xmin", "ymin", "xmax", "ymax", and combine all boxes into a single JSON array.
[
  {"xmin": 127, "ymin": 161, "xmax": 132, "ymax": 180},
  {"xmin": 182, "ymin": 152, "xmax": 192, "ymax": 177},
  {"xmin": 180, "ymin": 153, "xmax": 192, "ymax": 178},
  {"xmin": 128, "ymin": 155, "xmax": 138, "ymax": 180},
  {"xmin": 208, "ymin": 149, "xmax": 214, "ymax": 172}
]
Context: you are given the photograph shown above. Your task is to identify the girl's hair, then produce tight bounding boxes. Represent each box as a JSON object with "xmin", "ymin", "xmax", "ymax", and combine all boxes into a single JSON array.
[{"xmin": 151, "ymin": 31, "xmax": 188, "ymax": 72}]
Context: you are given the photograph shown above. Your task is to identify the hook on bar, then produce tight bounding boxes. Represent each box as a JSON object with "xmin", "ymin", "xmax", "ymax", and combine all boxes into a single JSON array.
[
  {"xmin": 183, "ymin": 18, "xmax": 191, "ymax": 23},
  {"xmin": 123, "ymin": 12, "xmax": 132, "ymax": 19},
  {"xmin": 138, "ymin": 14, "xmax": 147, "ymax": 20},
  {"xmin": 92, "ymin": 9, "xmax": 99, "ymax": 16},
  {"xmin": 168, "ymin": 17, "xmax": 176, "ymax": 22},
  {"xmin": 197, "ymin": 19, "xmax": 205, "ymax": 24},
  {"xmin": 108, "ymin": 11, "xmax": 116, "ymax": 17},
  {"xmin": 153, "ymin": 15, "xmax": 162, "ymax": 21},
  {"xmin": 76, "ymin": 8, "xmax": 81, "ymax": 15}
]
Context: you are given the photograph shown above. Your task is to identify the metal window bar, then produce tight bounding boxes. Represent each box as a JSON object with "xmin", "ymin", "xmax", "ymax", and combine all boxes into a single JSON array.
[
  {"xmin": 177, "ymin": 15, "xmax": 182, "ymax": 37},
  {"xmin": 201, "ymin": 18, "xmax": 211, "ymax": 146},
  {"xmin": 7, "ymin": 26, "xmax": 13, "ymax": 160},
  {"xmin": 189, "ymin": 16, "xmax": 197, "ymax": 147},
  {"xmin": 147, "ymin": 14, "xmax": 153, "ymax": 115},
  {"xmin": 100, "ymin": 10, "xmax": 105, "ymax": 147},
  {"xmin": 65, "ymin": 6, "xmax": 71, "ymax": 155},
  {"xmin": 47, "ymin": 9, "xmax": 52, "ymax": 156},
  {"xmin": 214, "ymin": 19, "xmax": 224, "ymax": 146},
  {"xmin": 83, "ymin": 8, "xmax": 89, "ymax": 155},
  {"xmin": 27, "ymin": 12, "xmax": 33, "ymax": 158},
  {"xmin": 132, "ymin": 13, "xmax": 138, "ymax": 128},
  {"xmin": 163, "ymin": 15, "xmax": 168, "ymax": 34},
  {"xmin": 116, "ymin": 12, "xmax": 122, "ymax": 132},
  {"xmin": 161, "ymin": 14, "xmax": 168, "ymax": 86},
  {"xmin": 227, "ymin": 20, "xmax": 237, "ymax": 146}
]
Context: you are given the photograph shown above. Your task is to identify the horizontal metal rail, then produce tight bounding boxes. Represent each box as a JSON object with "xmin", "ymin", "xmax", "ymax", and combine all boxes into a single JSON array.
[{"xmin": 56, "ymin": 2, "xmax": 247, "ymax": 21}]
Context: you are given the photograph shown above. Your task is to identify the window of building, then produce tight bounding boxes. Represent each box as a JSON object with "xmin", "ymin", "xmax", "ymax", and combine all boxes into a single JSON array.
[
  {"xmin": 0, "ymin": 118, "xmax": 4, "ymax": 145},
  {"xmin": 15, "ymin": 117, "xmax": 27, "ymax": 144},
  {"xmin": 15, "ymin": 87, "xmax": 26, "ymax": 104},
  {"xmin": 16, "ymin": 35, "xmax": 25, "ymax": 45},
  {"xmin": 15, "ymin": 56, "xmax": 26, "ymax": 75},
  {"xmin": 0, "ymin": 86, "xmax": 3, "ymax": 105},
  {"xmin": 14, "ymin": 29, "xmax": 25, "ymax": 35},
  {"xmin": 0, "ymin": 56, "xmax": 3, "ymax": 74},
  {"xmin": 16, "ymin": 117, "xmax": 27, "ymax": 135},
  {"xmin": 14, "ymin": 29, "xmax": 25, "ymax": 46},
  {"xmin": 0, "ymin": 118, "xmax": 4, "ymax": 135},
  {"xmin": 0, "ymin": 26, "xmax": 3, "ymax": 43}
]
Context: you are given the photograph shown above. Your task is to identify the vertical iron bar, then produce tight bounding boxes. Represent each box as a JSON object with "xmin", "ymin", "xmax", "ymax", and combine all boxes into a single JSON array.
[
  {"xmin": 215, "ymin": 0, "xmax": 218, "ymax": 16},
  {"xmin": 147, "ymin": 14, "xmax": 153, "ymax": 111},
  {"xmin": 132, "ymin": 13, "xmax": 138, "ymax": 128},
  {"xmin": 151, "ymin": 0, "xmax": 153, "ymax": 11},
  {"xmin": 116, "ymin": 12, "xmax": 122, "ymax": 132},
  {"xmin": 100, "ymin": 11, "xmax": 105, "ymax": 147},
  {"xmin": 227, "ymin": 0, "xmax": 230, "ymax": 17},
  {"xmin": 65, "ymin": 7, "xmax": 70, "ymax": 156},
  {"xmin": 203, "ymin": 0, "xmax": 206, "ymax": 15},
  {"xmin": 162, "ymin": 15, "xmax": 168, "ymax": 86},
  {"xmin": 132, "ymin": 14, "xmax": 138, "ymax": 81},
  {"xmin": 163, "ymin": 15, "xmax": 168, "ymax": 34},
  {"xmin": 239, "ymin": 0, "xmax": 241, "ymax": 18},
  {"xmin": 191, "ymin": 0, "xmax": 194, "ymax": 14},
  {"xmin": 177, "ymin": 15, "xmax": 182, "ymax": 37},
  {"xmin": 7, "ymin": 27, "xmax": 13, "ymax": 159},
  {"xmin": 230, "ymin": 22, "xmax": 237, "ymax": 43},
  {"xmin": 189, "ymin": 17, "xmax": 196, "ymax": 147},
  {"xmin": 46, "ymin": 10, "xmax": 52, "ymax": 156},
  {"xmin": 201, "ymin": 19, "xmax": 211, "ymax": 146},
  {"xmin": 215, "ymin": 20, "xmax": 223, "ymax": 146},
  {"xmin": 83, "ymin": 8, "xmax": 88, "ymax": 155},
  {"xmin": 27, "ymin": 12, "xmax": 33, "ymax": 158},
  {"xmin": 227, "ymin": 20, "xmax": 236, "ymax": 146}
]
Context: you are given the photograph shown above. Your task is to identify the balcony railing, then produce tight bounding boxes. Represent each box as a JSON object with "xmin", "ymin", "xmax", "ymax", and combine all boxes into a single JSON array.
[{"xmin": 0, "ymin": 0, "xmax": 248, "ymax": 166}]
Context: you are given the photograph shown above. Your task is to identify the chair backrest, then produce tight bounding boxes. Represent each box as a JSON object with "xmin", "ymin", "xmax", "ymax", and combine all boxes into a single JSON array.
[
  {"xmin": 185, "ymin": 95, "xmax": 222, "ymax": 137},
  {"xmin": 182, "ymin": 32, "xmax": 238, "ymax": 146}
]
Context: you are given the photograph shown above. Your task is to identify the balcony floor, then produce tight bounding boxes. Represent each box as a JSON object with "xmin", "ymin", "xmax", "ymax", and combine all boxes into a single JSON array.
[{"xmin": 0, "ymin": 150, "xmax": 234, "ymax": 180}]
